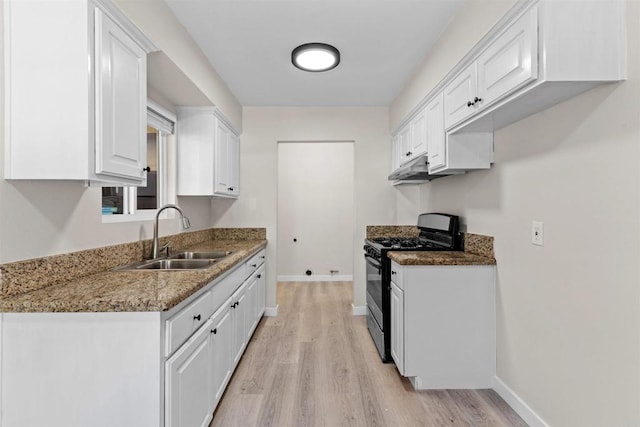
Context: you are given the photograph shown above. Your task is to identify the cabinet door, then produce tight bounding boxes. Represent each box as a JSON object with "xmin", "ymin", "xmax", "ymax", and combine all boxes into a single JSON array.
[
  {"xmin": 231, "ymin": 284, "xmax": 248, "ymax": 367},
  {"xmin": 227, "ymin": 133, "xmax": 240, "ymax": 196},
  {"xmin": 245, "ymin": 276, "xmax": 258, "ymax": 339},
  {"xmin": 390, "ymin": 136, "xmax": 400, "ymax": 173},
  {"xmin": 477, "ymin": 7, "xmax": 538, "ymax": 108},
  {"xmin": 409, "ymin": 109, "xmax": 427, "ymax": 159},
  {"xmin": 426, "ymin": 93, "xmax": 446, "ymax": 172},
  {"xmin": 166, "ymin": 319, "xmax": 213, "ymax": 427},
  {"xmin": 94, "ymin": 8, "xmax": 147, "ymax": 182},
  {"xmin": 210, "ymin": 302, "xmax": 233, "ymax": 409},
  {"xmin": 255, "ymin": 266, "xmax": 266, "ymax": 322},
  {"xmin": 390, "ymin": 281, "xmax": 405, "ymax": 375},
  {"xmin": 398, "ymin": 126, "xmax": 412, "ymax": 165},
  {"xmin": 214, "ymin": 121, "xmax": 230, "ymax": 195},
  {"xmin": 443, "ymin": 62, "xmax": 477, "ymax": 129}
]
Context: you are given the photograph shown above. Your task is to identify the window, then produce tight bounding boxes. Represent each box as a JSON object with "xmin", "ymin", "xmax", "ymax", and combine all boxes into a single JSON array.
[{"xmin": 101, "ymin": 102, "xmax": 176, "ymax": 221}]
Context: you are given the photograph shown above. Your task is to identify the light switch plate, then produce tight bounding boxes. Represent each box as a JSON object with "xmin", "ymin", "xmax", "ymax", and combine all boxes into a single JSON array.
[{"xmin": 532, "ymin": 221, "xmax": 544, "ymax": 246}]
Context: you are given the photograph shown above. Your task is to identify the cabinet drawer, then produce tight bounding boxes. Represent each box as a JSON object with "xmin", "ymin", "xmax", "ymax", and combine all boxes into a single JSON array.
[
  {"xmin": 390, "ymin": 261, "xmax": 404, "ymax": 290},
  {"xmin": 165, "ymin": 290, "xmax": 214, "ymax": 357},
  {"xmin": 246, "ymin": 249, "xmax": 266, "ymax": 276}
]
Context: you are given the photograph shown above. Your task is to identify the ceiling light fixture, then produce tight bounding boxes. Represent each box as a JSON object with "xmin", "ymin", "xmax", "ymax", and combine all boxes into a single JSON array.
[{"xmin": 291, "ymin": 43, "xmax": 340, "ymax": 72}]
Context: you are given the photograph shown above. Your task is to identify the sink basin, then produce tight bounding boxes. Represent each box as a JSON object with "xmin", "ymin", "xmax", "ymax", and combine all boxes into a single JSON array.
[
  {"xmin": 136, "ymin": 259, "xmax": 214, "ymax": 270},
  {"xmin": 169, "ymin": 251, "xmax": 232, "ymax": 260},
  {"xmin": 113, "ymin": 258, "xmax": 215, "ymax": 271}
]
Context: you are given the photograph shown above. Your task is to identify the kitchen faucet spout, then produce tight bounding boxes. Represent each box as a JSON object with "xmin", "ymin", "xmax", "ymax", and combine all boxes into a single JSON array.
[{"xmin": 152, "ymin": 204, "xmax": 191, "ymax": 259}]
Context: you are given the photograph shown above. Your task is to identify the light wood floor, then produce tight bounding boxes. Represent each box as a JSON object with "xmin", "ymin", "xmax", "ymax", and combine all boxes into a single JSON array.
[{"xmin": 210, "ymin": 281, "xmax": 527, "ymax": 427}]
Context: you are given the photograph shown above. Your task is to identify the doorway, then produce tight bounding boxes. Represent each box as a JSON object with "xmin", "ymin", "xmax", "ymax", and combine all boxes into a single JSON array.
[{"xmin": 277, "ymin": 141, "xmax": 354, "ymax": 281}]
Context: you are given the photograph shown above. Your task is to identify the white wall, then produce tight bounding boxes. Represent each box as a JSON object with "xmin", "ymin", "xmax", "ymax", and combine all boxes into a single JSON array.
[
  {"xmin": 114, "ymin": 0, "xmax": 242, "ymax": 131},
  {"xmin": 391, "ymin": 0, "xmax": 640, "ymax": 425},
  {"xmin": 277, "ymin": 142, "xmax": 354, "ymax": 280},
  {"xmin": 211, "ymin": 107, "xmax": 394, "ymax": 309},
  {"xmin": 0, "ymin": 2, "xmax": 212, "ymax": 263}
]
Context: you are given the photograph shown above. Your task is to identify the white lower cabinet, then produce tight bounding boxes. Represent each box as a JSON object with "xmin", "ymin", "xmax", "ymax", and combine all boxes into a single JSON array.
[
  {"xmin": 390, "ymin": 261, "xmax": 495, "ymax": 390},
  {"xmin": 0, "ymin": 248, "xmax": 268, "ymax": 427},
  {"xmin": 166, "ymin": 318, "xmax": 215, "ymax": 427},
  {"xmin": 389, "ymin": 281, "xmax": 404, "ymax": 375},
  {"xmin": 167, "ymin": 248, "xmax": 267, "ymax": 424},
  {"xmin": 230, "ymin": 281, "xmax": 249, "ymax": 367},
  {"xmin": 210, "ymin": 300, "xmax": 233, "ymax": 408}
]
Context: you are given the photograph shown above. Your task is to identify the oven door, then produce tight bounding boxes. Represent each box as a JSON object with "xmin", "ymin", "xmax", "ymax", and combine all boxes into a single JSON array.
[{"xmin": 365, "ymin": 254, "xmax": 384, "ymax": 331}]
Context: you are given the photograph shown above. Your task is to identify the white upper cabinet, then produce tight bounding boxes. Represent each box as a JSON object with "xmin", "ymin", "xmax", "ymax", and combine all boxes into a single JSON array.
[
  {"xmin": 94, "ymin": 8, "xmax": 147, "ymax": 181},
  {"xmin": 425, "ymin": 93, "xmax": 446, "ymax": 173},
  {"xmin": 391, "ymin": 0, "xmax": 625, "ymax": 178},
  {"xmin": 443, "ymin": 62, "xmax": 479, "ymax": 129},
  {"xmin": 4, "ymin": 0, "xmax": 156, "ymax": 185},
  {"xmin": 476, "ymin": 7, "xmax": 538, "ymax": 109},
  {"xmin": 177, "ymin": 107, "xmax": 240, "ymax": 198},
  {"xmin": 446, "ymin": 0, "xmax": 625, "ymax": 133},
  {"xmin": 409, "ymin": 109, "xmax": 427, "ymax": 160},
  {"xmin": 444, "ymin": 7, "xmax": 537, "ymax": 129}
]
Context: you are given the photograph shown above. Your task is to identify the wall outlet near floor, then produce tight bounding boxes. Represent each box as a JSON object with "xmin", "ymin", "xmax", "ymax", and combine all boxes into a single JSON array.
[{"xmin": 531, "ymin": 221, "xmax": 544, "ymax": 246}]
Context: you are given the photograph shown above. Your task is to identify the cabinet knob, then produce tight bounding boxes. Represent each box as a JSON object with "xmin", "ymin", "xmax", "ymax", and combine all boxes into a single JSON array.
[
  {"xmin": 142, "ymin": 166, "xmax": 151, "ymax": 172},
  {"xmin": 467, "ymin": 101, "xmax": 474, "ymax": 107},
  {"xmin": 228, "ymin": 187, "xmax": 234, "ymax": 191},
  {"xmin": 474, "ymin": 96, "xmax": 483, "ymax": 103},
  {"xmin": 193, "ymin": 314, "xmax": 201, "ymax": 321},
  {"xmin": 257, "ymin": 274, "xmax": 261, "ymax": 279},
  {"xmin": 231, "ymin": 302, "xmax": 237, "ymax": 308},
  {"xmin": 251, "ymin": 264, "xmax": 257, "ymax": 268},
  {"xmin": 391, "ymin": 271, "xmax": 396, "ymax": 275},
  {"xmin": 211, "ymin": 328, "xmax": 217, "ymax": 335},
  {"xmin": 260, "ymin": 256, "xmax": 265, "ymax": 259}
]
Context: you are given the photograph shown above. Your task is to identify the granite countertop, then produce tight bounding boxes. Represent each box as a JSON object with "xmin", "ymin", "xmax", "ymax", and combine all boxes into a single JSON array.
[
  {"xmin": 387, "ymin": 251, "xmax": 496, "ymax": 266},
  {"xmin": 0, "ymin": 239, "xmax": 267, "ymax": 313}
]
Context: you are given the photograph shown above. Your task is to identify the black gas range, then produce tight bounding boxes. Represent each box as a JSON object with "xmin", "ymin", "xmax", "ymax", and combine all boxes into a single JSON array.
[{"xmin": 364, "ymin": 213, "xmax": 461, "ymax": 362}]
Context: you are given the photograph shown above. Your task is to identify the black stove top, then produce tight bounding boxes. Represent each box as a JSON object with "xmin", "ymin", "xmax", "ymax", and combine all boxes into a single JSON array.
[{"xmin": 370, "ymin": 236, "xmax": 430, "ymax": 249}]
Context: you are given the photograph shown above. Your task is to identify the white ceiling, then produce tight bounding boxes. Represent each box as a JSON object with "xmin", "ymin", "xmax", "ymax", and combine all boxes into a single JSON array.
[{"xmin": 165, "ymin": 0, "xmax": 465, "ymax": 107}]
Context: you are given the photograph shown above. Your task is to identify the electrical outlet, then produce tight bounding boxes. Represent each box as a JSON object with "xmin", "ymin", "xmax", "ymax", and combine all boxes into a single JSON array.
[{"xmin": 532, "ymin": 221, "xmax": 544, "ymax": 246}]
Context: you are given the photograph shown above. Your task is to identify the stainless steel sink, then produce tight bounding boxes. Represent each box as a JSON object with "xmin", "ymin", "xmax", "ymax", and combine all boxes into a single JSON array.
[
  {"xmin": 113, "ymin": 258, "xmax": 215, "ymax": 271},
  {"xmin": 169, "ymin": 251, "xmax": 233, "ymax": 260}
]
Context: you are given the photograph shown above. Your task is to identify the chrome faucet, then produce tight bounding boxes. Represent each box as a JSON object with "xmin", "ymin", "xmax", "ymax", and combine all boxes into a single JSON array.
[{"xmin": 152, "ymin": 204, "xmax": 191, "ymax": 259}]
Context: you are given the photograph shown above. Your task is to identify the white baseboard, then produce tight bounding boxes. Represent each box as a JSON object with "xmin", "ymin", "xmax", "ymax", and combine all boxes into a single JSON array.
[
  {"xmin": 493, "ymin": 376, "xmax": 548, "ymax": 427},
  {"xmin": 277, "ymin": 275, "xmax": 353, "ymax": 282},
  {"xmin": 264, "ymin": 305, "xmax": 278, "ymax": 317},
  {"xmin": 352, "ymin": 305, "xmax": 367, "ymax": 316}
]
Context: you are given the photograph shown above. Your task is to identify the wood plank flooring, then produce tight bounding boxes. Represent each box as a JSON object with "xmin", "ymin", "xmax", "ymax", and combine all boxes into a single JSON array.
[{"xmin": 210, "ymin": 281, "xmax": 527, "ymax": 427}]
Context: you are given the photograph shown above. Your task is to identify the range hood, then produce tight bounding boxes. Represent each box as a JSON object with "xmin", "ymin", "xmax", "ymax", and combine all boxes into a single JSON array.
[{"xmin": 388, "ymin": 155, "xmax": 447, "ymax": 184}]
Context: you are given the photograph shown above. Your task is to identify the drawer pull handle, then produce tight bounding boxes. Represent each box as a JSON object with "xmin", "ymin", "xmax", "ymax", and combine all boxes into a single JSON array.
[
  {"xmin": 391, "ymin": 271, "xmax": 396, "ymax": 275},
  {"xmin": 231, "ymin": 302, "xmax": 238, "ymax": 308},
  {"xmin": 257, "ymin": 274, "xmax": 261, "ymax": 279},
  {"xmin": 251, "ymin": 264, "xmax": 257, "ymax": 268},
  {"xmin": 193, "ymin": 314, "xmax": 201, "ymax": 321},
  {"xmin": 211, "ymin": 328, "xmax": 217, "ymax": 335}
]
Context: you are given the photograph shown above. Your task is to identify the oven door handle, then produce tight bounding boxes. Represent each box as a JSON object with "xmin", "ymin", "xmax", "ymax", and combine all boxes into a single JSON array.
[{"xmin": 364, "ymin": 254, "xmax": 382, "ymax": 274}]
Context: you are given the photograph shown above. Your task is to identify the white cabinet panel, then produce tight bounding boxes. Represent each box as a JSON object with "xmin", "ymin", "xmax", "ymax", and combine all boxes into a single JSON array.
[
  {"xmin": 409, "ymin": 109, "xmax": 427, "ymax": 160},
  {"xmin": 210, "ymin": 301, "xmax": 233, "ymax": 408},
  {"xmin": 390, "ymin": 261, "xmax": 495, "ymax": 390},
  {"xmin": 443, "ymin": 62, "xmax": 478, "ymax": 129},
  {"xmin": 4, "ymin": 0, "xmax": 153, "ymax": 185},
  {"xmin": 94, "ymin": 8, "xmax": 147, "ymax": 182},
  {"xmin": 177, "ymin": 108, "xmax": 240, "ymax": 198},
  {"xmin": 477, "ymin": 7, "xmax": 538, "ymax": 108},
  {"xmin": 231, "ymin": 282, "xmax": 249, "ymax": 367},
  {"xmin": 425, "ymin": 93, "xmax": 445, "ymax": 173},
  {"xmin": 166, "ymin": 319, "xmax": 214, "ymax": 427},
  {"xmin": 390, "ymin": 281, "xmax": 404, "ymax": 375}
]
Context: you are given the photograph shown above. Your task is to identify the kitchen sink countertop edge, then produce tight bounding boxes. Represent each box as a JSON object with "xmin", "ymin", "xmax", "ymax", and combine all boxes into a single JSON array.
[{"xmin": 0, "ymin": 239, "xmax": 267, "ymax": 313}]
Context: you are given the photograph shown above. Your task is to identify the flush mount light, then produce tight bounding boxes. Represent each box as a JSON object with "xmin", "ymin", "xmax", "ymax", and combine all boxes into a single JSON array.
[{"xmin": 291, "ymin": 43, "xmax": 340, "ymax": 72}]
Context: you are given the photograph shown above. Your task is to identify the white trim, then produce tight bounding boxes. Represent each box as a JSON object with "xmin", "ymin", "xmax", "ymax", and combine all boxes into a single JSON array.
[
  {"xmin": 492, "ymin": 376, "xmax": 549, "ymax": 427},
  {"xmin": 351, "ymin": 305, "xmax": 367, "ymax": 316},
  {"xmin": 264, "ymin": 306, "xmax": 278, "ymax": 317},
  {"xmin": 277, "ymin": 275, "xmax": 353, "ymax": 282}
]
